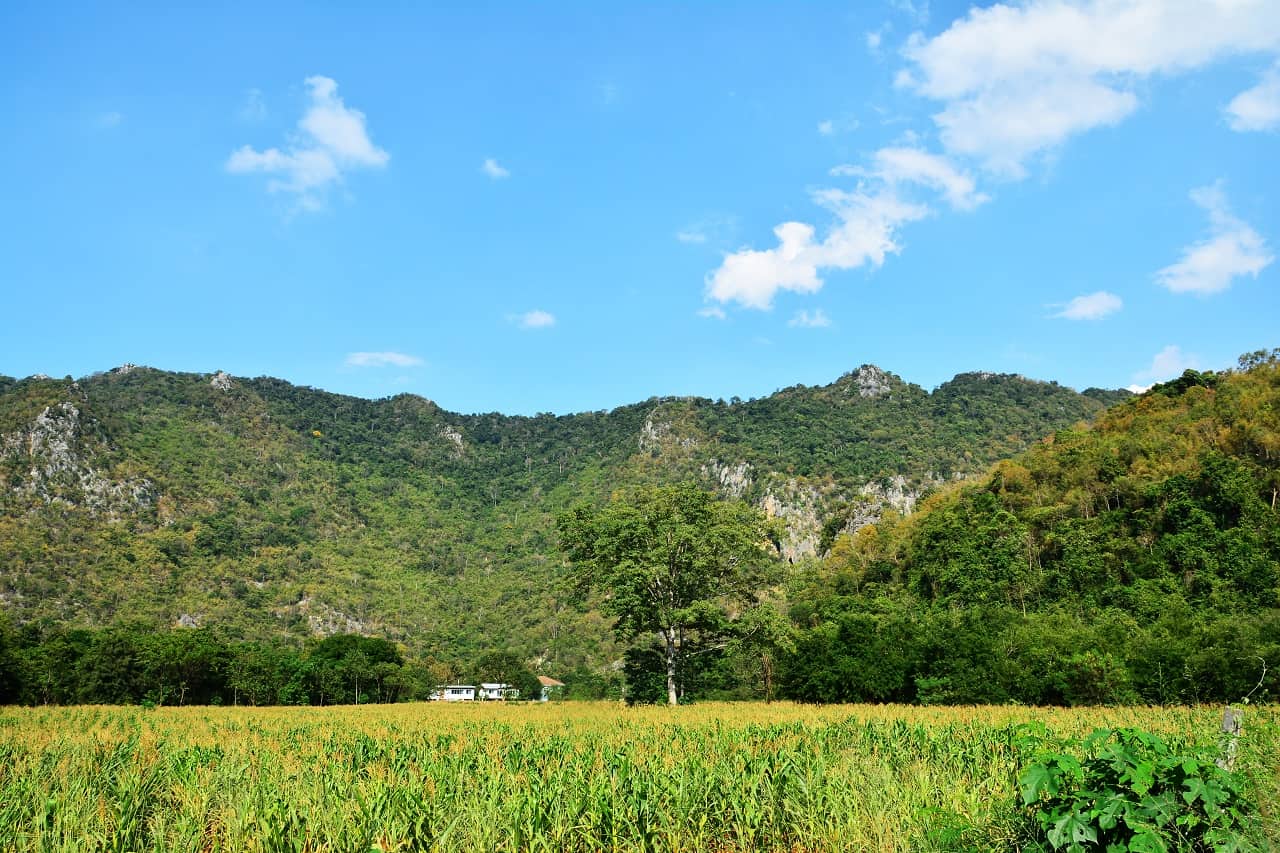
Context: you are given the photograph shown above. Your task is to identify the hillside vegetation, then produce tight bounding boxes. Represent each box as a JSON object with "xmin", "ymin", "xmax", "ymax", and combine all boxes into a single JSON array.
[
  {"xmin": 0, "ymin": 362, "xmax": 1121, "ymax": 676},
  {"xmin": 784, "ymin": 353, "xmax": 1280, "ymax": 705}
]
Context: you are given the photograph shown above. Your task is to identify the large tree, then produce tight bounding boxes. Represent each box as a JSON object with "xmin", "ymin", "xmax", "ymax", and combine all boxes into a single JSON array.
[{"xmin": 557, "ymin": 483, "xmax": 774, "ymax": 705}]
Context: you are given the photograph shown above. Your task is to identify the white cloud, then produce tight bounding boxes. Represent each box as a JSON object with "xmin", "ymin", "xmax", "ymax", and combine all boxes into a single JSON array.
[
  {"xmin": 832, "ymin": 146, "xmax": 989, "ymax": 210},
  {"xmin": 708, "ymin": 144, "xmax": 986, "ymax": 311},
  {"xmin": 891, "ymin": 0, "xmax": 929, "ymax": 26},
  {"xmin": 1155, "ymin": 182, "xmax": 1273, "ymax": 295},
  {"xmin": 481, "ymin": 158, "xmax": 510, "ymax": 179},
  {"xmin": 296, "ymin": 77, "xmax": 387, "ymax": 163},
  {"xmin": 697, "ymin": 306, "xmax": 727, "ymax": 320},
  {"xmin": 1125, "ymin": 383, "xmax": 1152, "ymax": 394},
  {"xmin": 706, "ymin": 188, "xmax": 928, "ymax": 310},
  {"xmin": 1226, "ymin": 62, "xmax": 1280, "ymax": 131},
  {"xmin": 598, "ymin": 82, "xmax": 620, "ymax": 106},
  {"xmin": 1133, "ymin": 345, "xmax": 1199, "ymax": 384},
  {"xmin": 932, "ymin": 77, "xmax": 1136, "ymax": 177},
  {"xmin": 517, "ymin": 310, "xmax": 556, "ymax": 329},
  {"xmin": 676, "ymin": 215, "xmax": 737, "ymax": 246},
  {"xmin": 345, "ymin": 351, "xmax": 424, "ymax": 368},
  {"xmin": 226, "ymin": 76, "xmax": 388, "ymax": 208},
  {"xmin": 240, "ymin": 88, "xmax": 267, "ymax": 122},
  {"xmin": 1051, "ymin": 290, "xmax": 1123, "ymax": 320},
  {"xmin": 706, "ymin": 3, "xmax": 1280, "ymax": 312},
  {"xmin": 97, "ymin": 111, "xmax": 123, "ymax": 129},
  {"xmin": 899, "ymin": 0, "xmax": 1280, "ymax": 174},
  {"xmin": 816, "ymin": 116, "xmax": 860, "ymax": 136},
  {"xmin": 788, "ymin": 309, "xmax": 832, "ymax": 328},
  {"xmin": 865, "ymin": 10, "xmax": 905, "ymax": 53}
]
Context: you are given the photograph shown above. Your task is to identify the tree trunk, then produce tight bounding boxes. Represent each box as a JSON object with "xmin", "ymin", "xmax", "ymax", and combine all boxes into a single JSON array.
[
  {"xmin": 762, "ymin": 652, "xmax": 774, "ymax": 704},
  {"xmin": 665, "ymin": 627, "xmax": 679, "ymax": 706}
]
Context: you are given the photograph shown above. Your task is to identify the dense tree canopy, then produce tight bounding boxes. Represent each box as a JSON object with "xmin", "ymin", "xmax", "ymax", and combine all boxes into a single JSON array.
[
  {"xmin": 779, "ymin": 358, "xmax": 1280, "ymax": 705},
  {"xmin": 0, "ymin": 363, "xmax": 1119, "ymax": 675},
  {"xmin": 558, "ymin": 484, "xmax": 775, "ymax": 704},
  {"xmin": 3, "ymin": 355, "xmax": 1277, "ymax": 707}
]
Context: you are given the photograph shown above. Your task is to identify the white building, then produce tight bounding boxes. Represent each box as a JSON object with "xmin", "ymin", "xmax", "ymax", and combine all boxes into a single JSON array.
[
  {"xmin": 437, "ymin": 684, "xmax": 477, "ymax": 702},
  {"xmin": 479, "ymin": 682, "xmax": 519, "ymax": 701},
  {"xmin": 537, "ymin": 675, "xmax": 566, "ymax": 702}
]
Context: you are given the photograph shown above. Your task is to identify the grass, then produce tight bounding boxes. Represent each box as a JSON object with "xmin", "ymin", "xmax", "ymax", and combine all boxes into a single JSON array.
[{"xmin": 0, "ymin": 702, "xmax": 1274, "ymax": 852}]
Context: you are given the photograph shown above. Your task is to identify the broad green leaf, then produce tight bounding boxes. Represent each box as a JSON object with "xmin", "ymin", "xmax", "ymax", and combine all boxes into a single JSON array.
[
  {"xmin": 1021, "ymin": 764, "xmax": 1058, "ymax": 805},
  {"xmin": 1125, "ymin": 760, "xmax": 1154, "ymax": 795},
  {"xmin": 1047, "ymin": 810, "xmax": 1097, "ymax": 849},
  {"xmin": 1126, "ymin": 829, "xmax": 1168, "ymax": 853}
]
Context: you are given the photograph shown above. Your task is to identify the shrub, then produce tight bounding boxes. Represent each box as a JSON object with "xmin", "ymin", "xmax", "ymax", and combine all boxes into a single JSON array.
[{"xmin": 1019, "ymin": 727, "xmax": 1251, "ymax": 852}]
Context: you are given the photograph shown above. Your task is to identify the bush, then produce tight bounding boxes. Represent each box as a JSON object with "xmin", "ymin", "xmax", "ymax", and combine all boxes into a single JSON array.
[{"xmin": 1019, "ymin": 727, "xmax": 1251, "ymax": 852}]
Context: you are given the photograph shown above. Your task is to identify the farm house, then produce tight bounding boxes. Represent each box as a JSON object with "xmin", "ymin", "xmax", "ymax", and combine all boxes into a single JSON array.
[
  {"xmin": 537, "ymin": 676, "xmax": 565, "ymax": 702},
  {"xmin": 478, "ymin": 683, "xmax": 518, "ymax": 700}
]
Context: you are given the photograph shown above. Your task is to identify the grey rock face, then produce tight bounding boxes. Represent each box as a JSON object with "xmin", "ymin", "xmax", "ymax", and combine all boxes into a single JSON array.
[
  {"xmin": 638, "ymin": 405, "xmax": 697, "ymax": 453},
  {"xmin": 701, "ymin": 459, "xmax": 754, "ymax": 499},
  {"xmin": 1, "ymin": 402, "xmax": 155, "ymax": 515},
  {"xmin": 638, "ymin": 408, "xmax": 671, "ymax": 452},
  {"xmin": 756, "ymin": 474, "xmax": 928, "ymax": 562},
  {"xmin": 292, "ymin": 595, "xmax": 369, "ymax": 636},
  {"xmin": 861, "ymin": 474, "xmax": 922, "ymax": 515},
  {"xmin": 850, "ymin": 365, "xmax": 892, "ymax": 399},
  {"xmin": 439, "ymin": 424, "xmax": 466, "ymax": 456},
  {"xmin": 759, "ymin": 479, "xmax": 829, "ymax": 562}
]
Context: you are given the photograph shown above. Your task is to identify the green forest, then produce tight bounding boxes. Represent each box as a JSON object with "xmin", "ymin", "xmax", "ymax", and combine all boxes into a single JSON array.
[
  {"xmin": 781, "ymin": 353, "xmax": 1280, "ymax": 706},
  {"xmin": 0, "ymin": 352, "xmax": 1276, "ymax": 706}
]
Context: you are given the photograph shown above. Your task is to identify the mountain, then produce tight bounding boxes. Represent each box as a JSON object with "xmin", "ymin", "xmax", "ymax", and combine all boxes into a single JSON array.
[
  {"xmin": 784, "ymin": 354, "xmax": 1280, "ymax": 705},
  {"xmin": 0, "ymin": 362, "xmax": 1125, "ymax": 669}
]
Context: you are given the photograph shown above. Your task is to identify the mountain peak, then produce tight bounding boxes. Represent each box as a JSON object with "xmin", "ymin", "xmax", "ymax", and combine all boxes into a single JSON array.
[{"xmin": 833, "ymin": 364, "xmax": 900, "ymax": 399}]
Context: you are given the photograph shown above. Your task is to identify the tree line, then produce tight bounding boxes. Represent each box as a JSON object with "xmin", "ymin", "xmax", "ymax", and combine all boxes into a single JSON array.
[
  {"xmin": 1, "ymin": 353, "xmax": 1275, "ymax": 708},
  {"xmin": 0, "ymin": 357, "xmax": 1118, "ymax": 672},
  {"xmin": 0, "ymin": 622, "xmax": 556, "ymax": 707},
  {"xmin": 559, "ymin": 356, "xmax": 1280, "ymax": 706}
]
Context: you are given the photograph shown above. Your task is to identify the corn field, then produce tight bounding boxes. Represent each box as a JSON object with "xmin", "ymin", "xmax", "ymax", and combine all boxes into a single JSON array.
[{"xmin": 0, "ymin": 702, "xmax": 1275, "ymax": 852}]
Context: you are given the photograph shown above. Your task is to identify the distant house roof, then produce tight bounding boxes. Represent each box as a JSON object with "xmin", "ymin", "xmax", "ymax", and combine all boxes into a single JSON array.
[{"xmin": 537, "ymin": 676, "xmax": 565, "ymax": 687}]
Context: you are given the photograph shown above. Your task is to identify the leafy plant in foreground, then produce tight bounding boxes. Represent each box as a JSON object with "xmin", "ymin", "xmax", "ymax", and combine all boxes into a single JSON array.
[{"xmin": 1019, "ymin": 727, "xmax": 1252, "ymax": 852}]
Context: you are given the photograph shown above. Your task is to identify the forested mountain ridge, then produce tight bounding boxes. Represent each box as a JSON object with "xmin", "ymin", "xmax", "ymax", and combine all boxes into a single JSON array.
[
  {"xmin": 785, "ymin": 353, "xmax": 1280, "ymax": 705},
  {"xmin": 0, "ymin": 362, "xmax": 1123, "ymax": 669}
]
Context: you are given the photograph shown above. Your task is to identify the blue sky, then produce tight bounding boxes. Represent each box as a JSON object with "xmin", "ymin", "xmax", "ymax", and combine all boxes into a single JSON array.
[{"xmin": 1, "ymin": 1, "xmax": 1277, "ymax": 414}]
